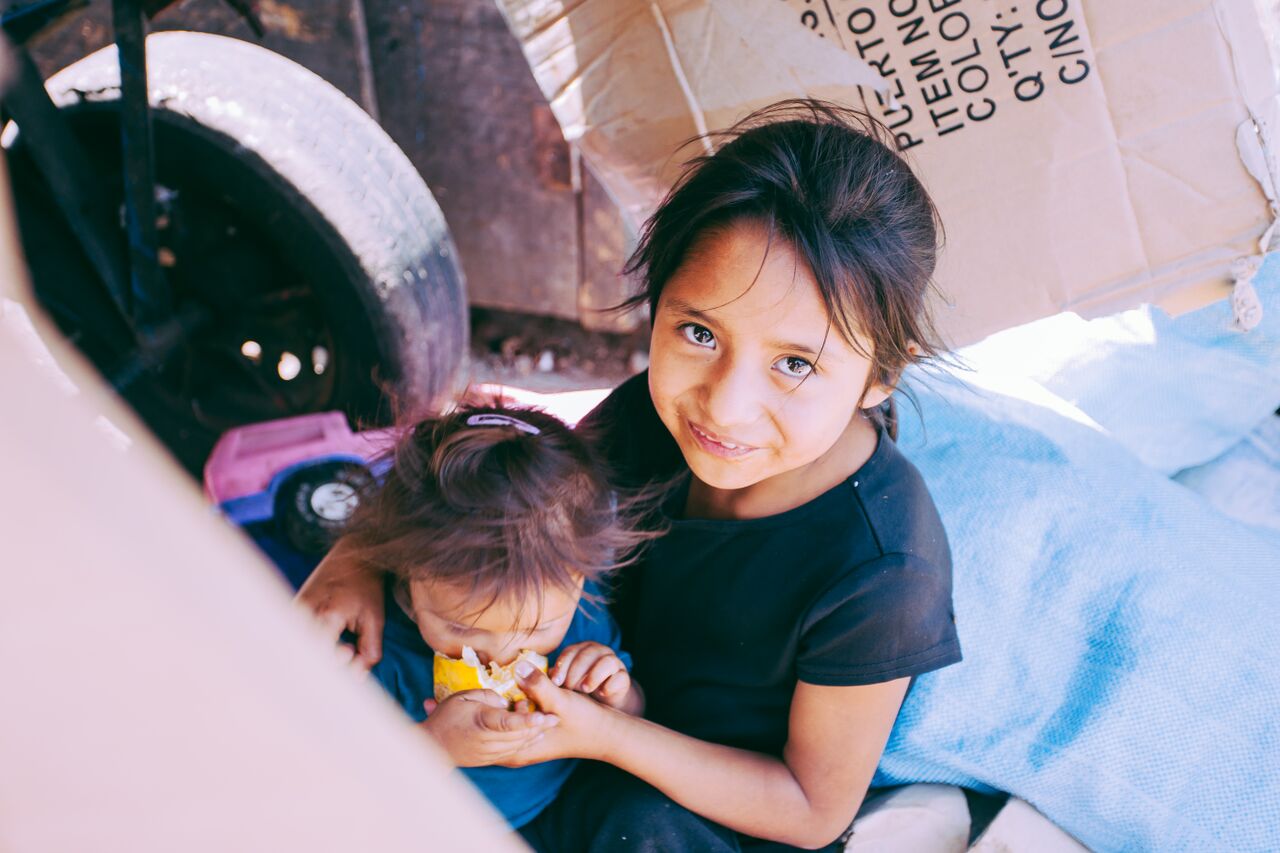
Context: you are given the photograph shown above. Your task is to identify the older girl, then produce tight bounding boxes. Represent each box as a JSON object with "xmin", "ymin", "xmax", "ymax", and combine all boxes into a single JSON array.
[{"xmin": 302, "ymin": 100, "xmax": 961, "ymax": 851}]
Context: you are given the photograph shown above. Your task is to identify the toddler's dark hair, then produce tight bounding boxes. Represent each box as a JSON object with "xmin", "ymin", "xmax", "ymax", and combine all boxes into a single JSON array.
[
  {"xmin": 622, "ymin": 98, "xmax": 948, "ymax": 434},
  {"xmin": 340, "ymin": 405, "xmax": 657, "ymax": 617}
]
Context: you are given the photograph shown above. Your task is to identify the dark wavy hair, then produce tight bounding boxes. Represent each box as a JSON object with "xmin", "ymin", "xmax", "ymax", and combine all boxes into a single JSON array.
[
  {"xmin": 340, "ymin": 405, "xmax": 659, "ymax": 620},
  {"xmin": 621, "ymin": 99, "xmax": 948, "ymax": 435}
]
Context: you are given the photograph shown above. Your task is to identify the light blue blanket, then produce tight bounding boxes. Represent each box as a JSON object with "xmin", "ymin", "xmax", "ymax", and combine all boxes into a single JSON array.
[
  {"xmin": 1176, "ymin": 417, "xmax": 1280, "ymax": 533},
  {"xmin": 877, "ymin": 258, "xmax": 1280, "ymax": 852}
]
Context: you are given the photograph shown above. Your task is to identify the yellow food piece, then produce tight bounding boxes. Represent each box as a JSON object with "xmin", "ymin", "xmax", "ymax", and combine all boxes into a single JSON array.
[{"xmin": 433, "ymin": 647, "xmax": 549, "ymax": 708}]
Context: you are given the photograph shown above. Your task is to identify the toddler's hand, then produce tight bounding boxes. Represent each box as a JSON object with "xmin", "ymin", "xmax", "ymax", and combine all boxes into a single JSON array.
[
  {"xmin": 420, "ymin": 690, "xmax": 558, "ymax": 767},
  {"xmin": 550, "ymin": 642, "xmax": 632, "ymax": 710}
]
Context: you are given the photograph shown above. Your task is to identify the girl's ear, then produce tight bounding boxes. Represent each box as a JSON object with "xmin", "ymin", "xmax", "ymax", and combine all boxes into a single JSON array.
[
  {"xmin": 860, "ymin": 382, "xmax": 893, "ymax": 411},
  {"xmin": 861, "ymin": 341, "xmax": 918, "ymax": 410}
]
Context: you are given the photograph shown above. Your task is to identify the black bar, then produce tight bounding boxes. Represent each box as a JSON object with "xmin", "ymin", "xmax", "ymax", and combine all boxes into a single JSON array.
[
  {"xmin": 3, "ymin": 47, "xmax": 134, "ymax": 324},
  {"xmin": 111, "ymin": 0, "xmax": 169, "ymax": 325}
]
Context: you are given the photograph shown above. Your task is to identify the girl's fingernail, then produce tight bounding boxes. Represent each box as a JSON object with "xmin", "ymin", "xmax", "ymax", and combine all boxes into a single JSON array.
[
  {"xmin": 552, "ymin": 672, "xmax": 565, "ymax": 685},
  {"xmin": 514, "ymin": 661, "xmax": 534, "ymax": 677},
  {"xmin": 530, "ymin": 713, "xmax": 545, "ymax": 725}
]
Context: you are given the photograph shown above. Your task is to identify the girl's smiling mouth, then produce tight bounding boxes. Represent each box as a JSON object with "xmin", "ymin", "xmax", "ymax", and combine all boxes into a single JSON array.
[{"xmin": 687, "ymin": 420, "xmax": 760, "ymax": 459}]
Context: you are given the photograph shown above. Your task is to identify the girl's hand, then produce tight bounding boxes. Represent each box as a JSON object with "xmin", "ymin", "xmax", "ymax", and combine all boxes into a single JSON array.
[
  {"xmin": 550, "ymin": 642, "xmax": 634, "ymax": 710},
  {"xmin": 420, "ymin": 690, "xmax": 560, "ymax": 768},
  {"xmin": 295, "ymin": 538, "xmax": 385, "ymax": 668},
  {"xmin": 497, "ymin": 662, "xmax": 620, "ymax": 767}
]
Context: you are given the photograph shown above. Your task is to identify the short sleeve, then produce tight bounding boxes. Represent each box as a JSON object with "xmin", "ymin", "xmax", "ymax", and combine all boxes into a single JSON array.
[
  {"xmin": 797, "ymin": 552, "xmax": 961, "ymax": 686},
  {"xmin": 368, "ymin": 637, "xmax": 433, "ymax": 722}
]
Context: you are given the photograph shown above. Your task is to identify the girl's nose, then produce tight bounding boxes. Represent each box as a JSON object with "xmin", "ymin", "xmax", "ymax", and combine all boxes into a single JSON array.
[{"xmin": 701, "ymin": 355, "xmax": 762, "ymax": 430}]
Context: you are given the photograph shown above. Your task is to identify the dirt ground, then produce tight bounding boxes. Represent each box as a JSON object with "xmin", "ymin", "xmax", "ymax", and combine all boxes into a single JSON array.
[{"xmin": 466, "ymin": 307, "xmax": 651, "ymax": 393}]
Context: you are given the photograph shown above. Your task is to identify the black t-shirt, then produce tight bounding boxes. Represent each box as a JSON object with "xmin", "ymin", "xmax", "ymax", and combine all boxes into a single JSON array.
[{"xmin": 583, "ymin": 372, "xmax": 962, "ymax": 756}]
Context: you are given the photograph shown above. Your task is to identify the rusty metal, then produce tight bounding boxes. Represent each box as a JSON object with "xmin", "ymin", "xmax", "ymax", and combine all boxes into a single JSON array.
[
  {"xmin": 1, "ymin": 0, "xmax": 89, "ymax": 45},
  {"xmin": 363, "ymin": 0, "xmax": 582, "ymax": 319},
  {"xmin": 579, "ymin": 154, "xmax": 642, "ymax": 333}
]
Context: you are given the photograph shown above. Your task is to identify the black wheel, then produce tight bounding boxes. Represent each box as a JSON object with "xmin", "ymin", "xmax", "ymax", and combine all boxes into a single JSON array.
[
  {"xmin": 277, "ymin": 461, "xmax": 375, "ymax": 556},
  {"xmin": 4, "ymin": 32, "xmax": 468, "ymax": 475}
]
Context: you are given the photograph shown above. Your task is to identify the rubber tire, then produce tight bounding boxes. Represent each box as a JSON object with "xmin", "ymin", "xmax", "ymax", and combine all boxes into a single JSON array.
[
  {"xmin": 277, "ymin": 461, "xmax": 375, "ymax": 556},
  {"xmin": 38, "ymin": 30, "xmax": 468, "ymax": 421}
]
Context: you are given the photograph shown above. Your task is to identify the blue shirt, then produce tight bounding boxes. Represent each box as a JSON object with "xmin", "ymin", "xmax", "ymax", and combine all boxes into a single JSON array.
[{"xmin": 369, "ymin": 582, "xmax": 630, "ymax": 829}]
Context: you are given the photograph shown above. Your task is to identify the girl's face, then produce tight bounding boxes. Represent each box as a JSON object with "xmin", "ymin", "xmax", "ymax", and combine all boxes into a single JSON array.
[
  {"xmin": 648, "ymin": 220, "xmax": 891, "ymax": 493},
  {"xmin": 406, "ymin": 577, "xmax": 583, "ymax": 665}
]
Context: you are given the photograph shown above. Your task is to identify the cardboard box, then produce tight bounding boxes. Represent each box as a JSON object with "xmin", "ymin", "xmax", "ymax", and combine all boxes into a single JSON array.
[{"xmin": 496, "ymin": 0, "xmax": 1280, "ymax": 345}]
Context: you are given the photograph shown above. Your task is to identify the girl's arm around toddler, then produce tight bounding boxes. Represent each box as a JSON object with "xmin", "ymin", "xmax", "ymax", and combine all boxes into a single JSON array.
[{"xmin": 511, "ymin": 665, "xmax": 907, "ymax": 849}]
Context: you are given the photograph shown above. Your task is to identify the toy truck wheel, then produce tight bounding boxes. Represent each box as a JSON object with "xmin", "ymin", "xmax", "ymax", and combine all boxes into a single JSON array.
[{"xmin": 277, "ymin": 461, "xmax": 376, "ymax": 555}]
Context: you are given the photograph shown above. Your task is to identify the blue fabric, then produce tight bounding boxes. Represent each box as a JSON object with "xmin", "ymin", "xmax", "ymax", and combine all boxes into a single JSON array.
[
  {"xmin": 370, "ymin": 583, "xmax": 630, "ymax": 829},
  {"xmin": 956, "ymin": 264, "xmax": 1280, "ymax": 475},
  {"xmin": 1176, "ymin": 415, "xmax": 1280, "ymax": 533},
  {"xmin": 875, "ymin": 258, "xmax": 1280, "ymax": 851}
]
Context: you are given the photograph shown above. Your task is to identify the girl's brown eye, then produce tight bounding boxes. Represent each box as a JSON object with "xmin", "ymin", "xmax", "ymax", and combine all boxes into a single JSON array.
[
  {"xmin": 774, "ymin": 355, "xmax": 813, "ymax": 378},
  {"xmin": 680, "ymin": 323, "xmax": 716, "ymax": 348}
]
